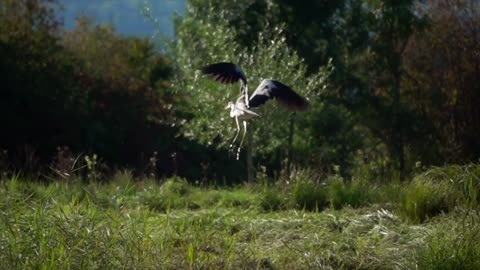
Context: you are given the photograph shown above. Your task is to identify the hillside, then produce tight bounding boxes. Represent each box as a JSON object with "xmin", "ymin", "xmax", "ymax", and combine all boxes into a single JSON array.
[{"xmin": 59, "ymin": 0, "xmax": 185, "ymax": 37}]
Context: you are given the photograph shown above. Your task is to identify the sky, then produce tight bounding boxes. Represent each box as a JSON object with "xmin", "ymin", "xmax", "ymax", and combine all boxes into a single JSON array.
[{"xmin": 58, "ymin": 0, "xmax": 186, "ymax": 38}]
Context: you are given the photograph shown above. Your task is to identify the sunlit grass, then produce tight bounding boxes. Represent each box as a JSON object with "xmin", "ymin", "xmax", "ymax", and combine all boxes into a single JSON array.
[
  {"xmin": 401, "ymin": 163, "xmax": 480, "ymax": 223},
  {"xmin": 0, "ymin": 182, "xmax": 415, "ymax": 269},
  {"xmin": 416, "ymin": 210, "xmax": 480, "ymax": 270},
  {"xmin": 1, "ymin": 164, "xmax": 480, "ymax": 269}
]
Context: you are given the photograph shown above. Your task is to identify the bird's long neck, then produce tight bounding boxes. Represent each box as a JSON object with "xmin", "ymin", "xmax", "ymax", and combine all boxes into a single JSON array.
[{"xmin": 240, "ymin": 82, "xmax": 249, "ymax": 108}]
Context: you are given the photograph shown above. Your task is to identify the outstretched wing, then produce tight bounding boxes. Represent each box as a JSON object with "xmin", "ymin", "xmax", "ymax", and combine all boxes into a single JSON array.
[
  {"xmin": 200, "ymin": 62, "xmax": 247, "ymax": 84},
  {"xmin": 249, "ymin": 79, "xmax": 309, "ymax": 111}
]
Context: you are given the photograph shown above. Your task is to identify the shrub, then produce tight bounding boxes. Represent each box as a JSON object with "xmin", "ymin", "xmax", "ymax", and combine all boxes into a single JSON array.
[
  {"xmin": 327, "ymin": 176, "xmax": 371, "ymax": 209},
  {"xmin": 291, "ymin": 172, "xmax": 328, "ymax": 211},
  {"xmin": 160, "ymin": 176, "xmax": 191, "ymax": 196},
  {"xmin": 416, "ymin": 213, "xmax": 480, "ymax": 270},
  {"xmin": 402, "ymin": 164, "xmax": 480, "ymax": 223},
  {"xmin": 218, "ymin": 189, "xmax": 258, "ymax": 209},
  {"xmin": 259, "ymin": 186, "xmax": 287, "ymax": 211},
  {"xmin": 402, "ymin": 180, "xmax": 452, "ymax": 223},
  {"xmin": 138, "ymin": 177, "xmax": 192, "ymax": 211}
]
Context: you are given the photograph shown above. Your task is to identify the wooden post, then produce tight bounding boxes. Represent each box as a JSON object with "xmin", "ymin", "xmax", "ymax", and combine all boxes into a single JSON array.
[
  {"xmin": 246, "ymin": 124, "xmax": 254, "ymax": 183},
  {"xmin": 287, "ymin": 113, "xmax": 295, "ymax": 180}
]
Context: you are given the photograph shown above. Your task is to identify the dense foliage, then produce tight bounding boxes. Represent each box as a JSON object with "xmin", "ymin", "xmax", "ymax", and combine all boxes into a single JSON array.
[
  {"xmin": 1, "ymin": 0, "xmax": 480, "ymax": 183},
  {"xmin": 2, "ymin": 1, "xmax": 480, "ymax": 268},
  {"xmin": 0, "ymin": 0, "xmax": 178, "ymax": 177}
]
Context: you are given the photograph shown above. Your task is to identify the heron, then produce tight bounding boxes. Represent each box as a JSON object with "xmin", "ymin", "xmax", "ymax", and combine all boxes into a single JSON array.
[
  {"xmin": 201, "ymin": 62, "xmax": 309, "ymax": 159},
  {"xmin": 224, "ymin": 92, "xmax": 258, "ymax": 160}
]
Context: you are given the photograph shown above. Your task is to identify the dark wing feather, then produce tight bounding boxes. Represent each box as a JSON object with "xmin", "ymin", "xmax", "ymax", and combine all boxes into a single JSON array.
[
  {"xmin": 200, "ymin": 62, "xmax": 247, "ymax": 84},
  {"xmin": 249, "ymin": 79, "xmax": 309, "ymax": 111}
]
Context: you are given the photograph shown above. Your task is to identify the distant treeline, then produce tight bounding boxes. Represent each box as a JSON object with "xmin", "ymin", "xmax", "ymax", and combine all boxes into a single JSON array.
[{"xmin": 1, "ymin": 0, "xmax": 479, "ymax": 182}]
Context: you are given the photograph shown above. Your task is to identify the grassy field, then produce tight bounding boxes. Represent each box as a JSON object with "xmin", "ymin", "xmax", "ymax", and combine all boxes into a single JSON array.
[{"xmin": 1, "ymin": 165, "xmax": 480, "ymax": 269}]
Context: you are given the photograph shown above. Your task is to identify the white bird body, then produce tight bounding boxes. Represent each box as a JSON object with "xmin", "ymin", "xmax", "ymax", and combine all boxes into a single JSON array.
[{"xmin": 226, "ymin": 95, "xmax": 259, "ymax": 120}]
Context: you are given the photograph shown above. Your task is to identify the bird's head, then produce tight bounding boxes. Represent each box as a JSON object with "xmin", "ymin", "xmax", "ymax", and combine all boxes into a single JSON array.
[{"xmin": 225, "ymin": 101, "xmax": 234, "ymax": 110}]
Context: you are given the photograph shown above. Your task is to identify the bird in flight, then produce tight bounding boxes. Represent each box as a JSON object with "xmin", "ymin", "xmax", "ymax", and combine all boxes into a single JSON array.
[{"xmin": 201, "ymin": 62, "xmax": 309, "ymax": 159}]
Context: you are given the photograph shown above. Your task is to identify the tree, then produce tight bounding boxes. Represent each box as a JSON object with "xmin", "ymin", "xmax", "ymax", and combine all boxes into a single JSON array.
[
  {"xmin": 403, "ymin": 0, "xmax": 480, "ymax": 163},
  {"xmin": 0, "ymin": 1, "xmax": 180, "ymax": 176},
  {"xmin": 275, "ymin": 0, "xmax": 349, "ymax": 72},
  {"xmin": 0, "ymin": 0, "xmax": 80, "ymax": 169},
  {"xmin": 61, "ymin": 16, "xmax": 178, "ymax": 172},
  {"xmin": 346, "ymin": 0, "xmax": 428, "ymax": 179},
  {"xmin": 173, "ymin": 0, "xmax": 333, "ymax": 180}
]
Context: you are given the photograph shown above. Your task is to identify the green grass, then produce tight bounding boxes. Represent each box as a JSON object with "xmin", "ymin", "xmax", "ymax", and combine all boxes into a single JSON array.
[
  {"xmin": 401, "ymin": 163, "xmax": 480, "ymax": 223},
  {"xmin": 416, "ymin": 211, "xmax": 480, "ymax": 270},
  {"xmin": 1, "ymin": 164, "xmax": 480, "ymax": 269}
]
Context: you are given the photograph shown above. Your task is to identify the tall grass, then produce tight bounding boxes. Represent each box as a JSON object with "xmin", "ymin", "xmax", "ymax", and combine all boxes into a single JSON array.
[
  {"xmin": 327, "ymin": 176, "xmax": 372, "ymax": 209},
  {"xmin": 416, "ymin": 212, "xmax": 480, "ymax": 270},
  {"xmin": 0, "ymin": 174, "xmax": 422, "ymax": 269},
  {"xmin": 258, "ymin": 170, "xmax": 384, "ymax": 212},
  {"xmin": 291, "ymin": 177, "xmax": 329, "ymax": 211},
  {"xmin": 402, "ymin": 163, "xmax": 480, "ymax": 223},
  {"xmin": 1, "ymin": 164, "xmax": 480, "ymax": 269}
]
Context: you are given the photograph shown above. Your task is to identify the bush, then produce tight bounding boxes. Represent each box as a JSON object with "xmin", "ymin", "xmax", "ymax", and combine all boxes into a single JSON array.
[
  {"xmin": 416, "ymin": 213, "xmax": 480, "ymax": 270},
  {"xmin": 291, "ymin": 172, "xmax": 328, "ymax": 211},
  {"xmin": 259, "ymin": 186, "xmax": 287, "ymax": 211},
  {"xmin": 161, "ymin": 176, "xmax": 191, "ymax": 196},
  {"xmin": 0, "ymin": 2, "xmax": 179, "ymax": 177},
  {"xmin": 139, "ymin": 177, "xmax": 193, "ymax": 211},
  {"xmin": 402, "ymin": 180, "xmax": 452, "ymax": 223},
  {"xmin": 327, "ymin": 176, "xmax": 371, "ymax": 209},
  {"xmin": 402, "ymin": 164, "xmax": 480, "ymax": 223},
  {"xmin": 217, "ymin": 189, "xmax": 258, "ymax": 209}
]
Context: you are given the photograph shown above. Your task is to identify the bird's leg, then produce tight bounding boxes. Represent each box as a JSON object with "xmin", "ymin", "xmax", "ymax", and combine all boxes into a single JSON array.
[
  {"xmin": 236, "ymin": 120, "xmax": 248, "ymax": 160},
  {"xmin": 230, "ymin": 116, "xmax": 240, "ymax": 149}
]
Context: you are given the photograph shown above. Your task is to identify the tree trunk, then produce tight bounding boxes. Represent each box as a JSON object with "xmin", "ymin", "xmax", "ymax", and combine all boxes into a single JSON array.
[
  {"xmin": 392, "ymin": 64, "xmax": 405, "ymax": 181},
  {"xmin": 287, "ymin": 113, "xmax": 295, "ymax": 180},
  {"xmin": 246, "ymin": 124, "xmax": 254, "ymax": 183}
]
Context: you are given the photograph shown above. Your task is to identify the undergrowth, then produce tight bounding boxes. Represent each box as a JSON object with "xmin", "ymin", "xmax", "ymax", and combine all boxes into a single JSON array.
[
  {"xmin": 1, "ymin": 163, "xmax": 479, "ymax": 269},
  {"xmin": 402, "ymin": 163, "xmax": 480, "ymax": 223},
  {"xmin": 416, "ymin": 210, "xmax": 480, "ymax": 270}
]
